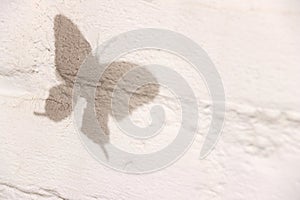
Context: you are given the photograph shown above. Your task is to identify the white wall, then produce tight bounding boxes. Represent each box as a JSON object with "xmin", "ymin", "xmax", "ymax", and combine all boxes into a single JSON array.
[{"xmin": 0, "ymin": 0, "xmax": 300, "ymax": 199}]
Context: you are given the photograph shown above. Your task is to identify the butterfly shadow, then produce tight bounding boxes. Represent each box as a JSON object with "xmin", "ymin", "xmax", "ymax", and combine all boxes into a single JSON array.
[{"xmin": 34, "ymin": 14, "xmax": 159, "ymax": 159}]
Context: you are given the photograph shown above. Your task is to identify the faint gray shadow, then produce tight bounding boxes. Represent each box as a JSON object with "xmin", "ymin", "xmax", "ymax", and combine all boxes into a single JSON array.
[{"xmin": 34, "ymin": 14, "xmax": 159, "ymax": 156}]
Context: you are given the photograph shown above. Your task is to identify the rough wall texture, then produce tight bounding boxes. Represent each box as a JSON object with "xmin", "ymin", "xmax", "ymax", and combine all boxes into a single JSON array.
[{"xmin": 0, "ymin": 0, "xmax": 300, "ymax": 199}]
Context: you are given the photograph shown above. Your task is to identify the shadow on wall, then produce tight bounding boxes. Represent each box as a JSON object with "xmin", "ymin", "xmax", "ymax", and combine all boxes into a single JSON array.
[{"xmin": 34, "ymin": 14, "xmax": 159, "ymax": 157}]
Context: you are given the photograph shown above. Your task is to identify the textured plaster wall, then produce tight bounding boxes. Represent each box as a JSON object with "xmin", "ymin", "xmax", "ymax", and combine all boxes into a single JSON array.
[{"xmin": 0, "ymin": 0, "xmax": 300, "ymax": 199}]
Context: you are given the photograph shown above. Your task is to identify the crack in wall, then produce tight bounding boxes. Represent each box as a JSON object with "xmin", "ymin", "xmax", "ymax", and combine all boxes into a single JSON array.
[{"xmin": 0, "ymin": 182, "xmax": 67, "ymax": 200}]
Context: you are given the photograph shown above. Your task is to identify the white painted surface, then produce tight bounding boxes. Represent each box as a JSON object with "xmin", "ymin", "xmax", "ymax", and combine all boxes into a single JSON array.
[{"xmin": 0, "ymin": 0, "xmax": 300, "ymax": 199}]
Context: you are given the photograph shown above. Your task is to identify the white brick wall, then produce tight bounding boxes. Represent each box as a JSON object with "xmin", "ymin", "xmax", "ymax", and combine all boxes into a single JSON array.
[{"xmin": 0, "ymin": 0, "xmax": 299, "ymax": 199}]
